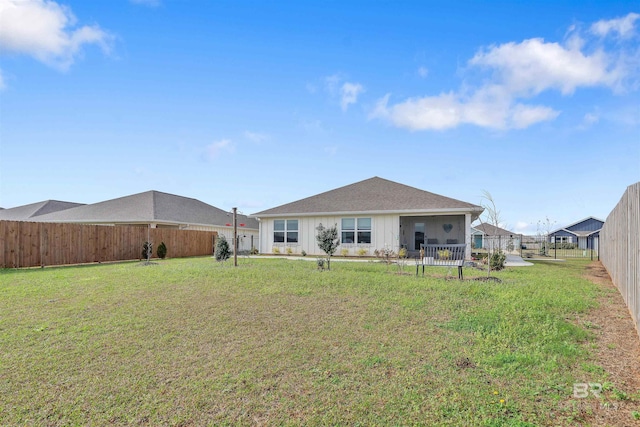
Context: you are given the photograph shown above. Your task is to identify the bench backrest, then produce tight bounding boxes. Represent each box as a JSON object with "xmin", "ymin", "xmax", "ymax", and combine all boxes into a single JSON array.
[{"xmin": 420, "ymin": 243, "xmax": 465, "ymax": 266}]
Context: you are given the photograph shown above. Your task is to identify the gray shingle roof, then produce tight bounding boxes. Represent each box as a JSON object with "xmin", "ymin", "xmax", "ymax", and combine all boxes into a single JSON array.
[
  {"xmin": 0, "ymin": 200, "xmax": 85, "ymax": 221},
  {"xmin": 31, "ymin": 191, "xmax": 259, "ymax": 229},
  {"xmin": 252, "ymin": 177, "xmax": 482, "ymax": 217},
  {"xmin": 472, "ymin": 223, "xmax": 516, "ymax": 236}
]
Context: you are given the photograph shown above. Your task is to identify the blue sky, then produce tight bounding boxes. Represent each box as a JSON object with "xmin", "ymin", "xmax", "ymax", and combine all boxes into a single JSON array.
[{"xmin": 0, "ymin": 0, "xmax": 638, "ymax": 234}]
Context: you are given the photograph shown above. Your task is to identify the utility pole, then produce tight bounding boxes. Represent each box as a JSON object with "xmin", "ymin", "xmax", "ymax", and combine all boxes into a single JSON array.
[{"xmin": 233, "ymin": 207, "xmax": 238, "ymax": 267}]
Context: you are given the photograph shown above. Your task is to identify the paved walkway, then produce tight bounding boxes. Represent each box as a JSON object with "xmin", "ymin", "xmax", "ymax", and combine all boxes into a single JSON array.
[
  {"xmin": 504, "ymin": 254, "xmax": 534, "ymax": 267},
  {"xmin": 241, "ymin": 254, "xmax": 535, "ymax": 267},
  {"xmin": 241, "ymin": 255, "xmax": 373, "ymax": 263}
]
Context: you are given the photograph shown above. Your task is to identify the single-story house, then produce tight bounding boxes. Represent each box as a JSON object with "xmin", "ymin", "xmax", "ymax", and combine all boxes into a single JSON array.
[
  {"xmin": 549, "ymin": 216, "xmax": 603, "ymax": 250},
  {"xmin": 0, "ymin": 200, "xmax": 85, "ymax": 221},
  {"xmin": 251, "ymin": 177, "xmax": 483, "ymax": 259},
  {"xmin": 27, "ymin": 191, "xmax": 260, "ymax": 252},
  {"xmin": 471, "ymin": 223, "xmax": 521, "ymax": 253}
]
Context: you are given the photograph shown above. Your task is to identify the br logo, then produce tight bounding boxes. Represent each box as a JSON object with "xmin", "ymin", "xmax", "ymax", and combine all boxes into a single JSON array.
[{"xmin": 573, "ymin": 383, "xmax": 602, "ymax": 398}]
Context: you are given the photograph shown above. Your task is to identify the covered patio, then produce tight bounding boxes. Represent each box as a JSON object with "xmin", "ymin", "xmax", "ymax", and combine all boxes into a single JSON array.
[{"xmin": 399, "ymin": 214, "xmax": 470, "ymax": 258}]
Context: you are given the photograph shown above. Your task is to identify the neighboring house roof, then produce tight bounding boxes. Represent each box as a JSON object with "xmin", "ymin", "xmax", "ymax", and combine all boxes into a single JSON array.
[
  {"xmin": 472, "ymin": 223, "xmax": 518, "ymax": 236},
  {"xmin": 32, "ymin": 191, "xmax": 259, "ymax": 229},
  {"xmin": 556, "ymin": 216, "xmax": 604, "ymax": 231},
  {"xmin": 0, "ymin": 200, "xmax": 85, "ymax": 221},
  {"xmin": 252, "ymin": 176, "xmax": 483, "ymax": 218},
  {"xmin": 550, "ymin": 216, "xmax": 604, "ymax": 237}
]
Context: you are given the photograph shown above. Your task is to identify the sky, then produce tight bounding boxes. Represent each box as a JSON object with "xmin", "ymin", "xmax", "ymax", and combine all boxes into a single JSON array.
[{"xmin": 0, "ymin": 0, "xmax": 638, "ymax": 235}]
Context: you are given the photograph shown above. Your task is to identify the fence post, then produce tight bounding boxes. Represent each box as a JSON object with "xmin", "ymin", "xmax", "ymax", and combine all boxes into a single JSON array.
[{"xmin": 233, "ymin": 207, "xmax": 238, "ymax": 267}]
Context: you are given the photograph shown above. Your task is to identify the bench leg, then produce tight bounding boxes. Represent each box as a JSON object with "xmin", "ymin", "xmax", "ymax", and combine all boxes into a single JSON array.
[{"xmin": 458, "ymin": 266, "xmax": 463, "ymax": 280}]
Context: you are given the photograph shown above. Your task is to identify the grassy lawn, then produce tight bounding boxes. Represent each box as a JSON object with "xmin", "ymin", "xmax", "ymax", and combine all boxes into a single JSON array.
[{"xmin": 0, "ymin": 258, "xmax": 634, "ymax": 425}]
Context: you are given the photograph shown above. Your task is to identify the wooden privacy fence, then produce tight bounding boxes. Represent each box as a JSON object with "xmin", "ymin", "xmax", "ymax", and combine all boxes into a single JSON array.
[
  {"xmin": 600, "ymin": 182, "xmax": 640, "ymax": 338},
  {"xmin": 0, "ymin": 221, "xmax": 217, "ymax": 268}
]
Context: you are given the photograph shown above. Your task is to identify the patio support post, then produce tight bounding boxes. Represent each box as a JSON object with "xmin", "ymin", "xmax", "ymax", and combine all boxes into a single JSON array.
[{"xmin": 464, "ymin": 213, "xmax": 471, "ymax": 261}]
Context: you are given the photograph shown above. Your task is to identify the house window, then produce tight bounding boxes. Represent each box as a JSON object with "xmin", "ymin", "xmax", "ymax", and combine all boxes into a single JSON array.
[
  {"xmin": 341, "ymin": 217, "xmax": 371, "ymax": 244},
  {"xmin": 274, "ymin": 219, "xmax": 298, "ymax": 243},
  {"xmin": 555, "ymin": 236, "xmax": 569, "ymax": 244}
]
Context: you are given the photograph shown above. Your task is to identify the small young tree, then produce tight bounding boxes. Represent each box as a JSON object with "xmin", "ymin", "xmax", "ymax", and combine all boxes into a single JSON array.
[
  {"xmin": 215, "ymin": 235, "xmax": 231, "ymax": 262},
  {"xmin": 315, "ymin": 223, "xmax": 340, "ymax": 270},
  {"xmin": 479, "ymin": 190, "xmax": 505, "ymax": 276},
  {"xmin": 142, "ymin": 241, "xmax": 153, "ymax": 261},
  {"xmin": 537, "ymin": 216, "xmax": 556, "ymax": 256}
]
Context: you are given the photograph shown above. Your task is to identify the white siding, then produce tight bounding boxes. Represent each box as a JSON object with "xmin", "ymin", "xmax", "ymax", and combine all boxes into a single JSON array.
[
  {"xmin": 187, "ymin": 225, "xmax": 259, "ymax": 252},
  {"xmin": 258, "ymin": 214, "xmax": 399, "ymax": 256}
]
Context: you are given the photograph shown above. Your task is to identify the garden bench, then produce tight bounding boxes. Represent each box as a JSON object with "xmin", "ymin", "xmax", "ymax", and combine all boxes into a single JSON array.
[{"xmin": 416, "ymin": 243, "xmax": 466, "ymax": 279}]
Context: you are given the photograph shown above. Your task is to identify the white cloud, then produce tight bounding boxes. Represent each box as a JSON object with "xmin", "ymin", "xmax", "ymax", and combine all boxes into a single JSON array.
[
  {"xmin": 371, "ymin": 92, "xmax": 461, "ymax": 130},
  {"xmin": 205, "ymin": 139, "xmax": 234, "ymax": 160},
  {"xmin": 509, "ymin": 104, "xmax": 560, "ymax": 129},
  {"xmin": 469, "ymin": 38, "xmax": 621, "ymax": 95},
  {"xmin": 371, "ymin": 13, "xmax": 638, "ymax": 131},
  {"xmin": 321, "ymin": 74, "xmax": 364, "ymax": 111},
  {"xmin": 590, "ymin": 12, "xmax": 640, "ymax": 38},
  {"xmin": 580, "ymin": 112, "xmax": 600, "ymax": 128},
  {"xmin": 340, "ymin": 82, "xmax": 364, "ymax": 111},
  {"xmin": 370, "ymin": 88, "xmax": 559, "ymax": 131},
  {"xmin": 0, "ymin": 0, "xmax": 112, "ymax": 71},
  {"xmin": 513, "ymin": 221, "xmax": 536, "ymax": 235},
  {"xmin": 243, "ymin": 131, "xmax": 269, "ymax": 143}
]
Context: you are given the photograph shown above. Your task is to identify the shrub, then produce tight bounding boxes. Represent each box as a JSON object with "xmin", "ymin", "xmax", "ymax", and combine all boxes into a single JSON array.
[
  {"xmin": 398, "ymin": 247, "xmax": 408, "ymax": 259},
  {"xmin": 375, "ymin": 247, "xmax": 396, "ymax": 266},
  {"xmin": 357, "ymin": 248, "xmax": 368, "ymax": 257},
  {"xmin": 341, "ymin": 248, "xmax": 349, "ymax": 257},
  {"xmin": 301, "ymin": 250, "xmax": 307, "ymax": 257},
  {"xmin": 215, "ymin": 236, "xmax": 231, "ymax": 262},
  {"xmin": 437, "ymin": 249, "xmax": 451, "ymax": 260},
  {"xmin": 272, "ymin": 247, "xmax": 280, "ymax": 254},
  {"xmin": 142, "ymin": 241, "xmax": 152, "ymax": 260},
  {"xmin": 316, "ymin": 258, "xmax": 326, "ymax": 270},
  {"xmin": 250, "ymin": 247, "xmax": 259, "ymax": 255},
  {"xmin": 286, "ymin": 247, "xmax": 293, "ymax": 255},
  {"xmin": 490, "ymin": 251, "xmax": 506, "ymax": 271},
  {"xmin": 156, "ymin": 242, "xmax": 167, "ymax": 259}
]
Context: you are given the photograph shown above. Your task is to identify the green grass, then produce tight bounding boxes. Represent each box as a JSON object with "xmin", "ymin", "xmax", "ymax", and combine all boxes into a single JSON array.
[{"xmin": 0, "ymin": 258, "xmax": 610, "ymax": 425}]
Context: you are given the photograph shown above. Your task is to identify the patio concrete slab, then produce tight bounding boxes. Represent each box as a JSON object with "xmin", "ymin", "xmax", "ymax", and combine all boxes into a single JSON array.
[{"xmin": 505, "ymin": 254, "xmax": 534, "ymax": 267}]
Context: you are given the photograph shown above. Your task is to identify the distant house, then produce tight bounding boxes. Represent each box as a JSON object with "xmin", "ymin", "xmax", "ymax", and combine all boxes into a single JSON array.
[
  {"xmin": 0, "ymin": 200, "xmax": 85, "ymax": 221},
  {"xmin": 251, "ymin": 177, "xmax": 483, "ymax": 258},
  {"xmin": 471, "ymin": 223, "xmax": 521, "ymax": 252},
  {"xmin": 549, "ymin": 216, "xmax": 603, "ymax": 249},
  {"xmin": 29, "ymin": 191, "xmax": 259, "ymax": 252}
]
